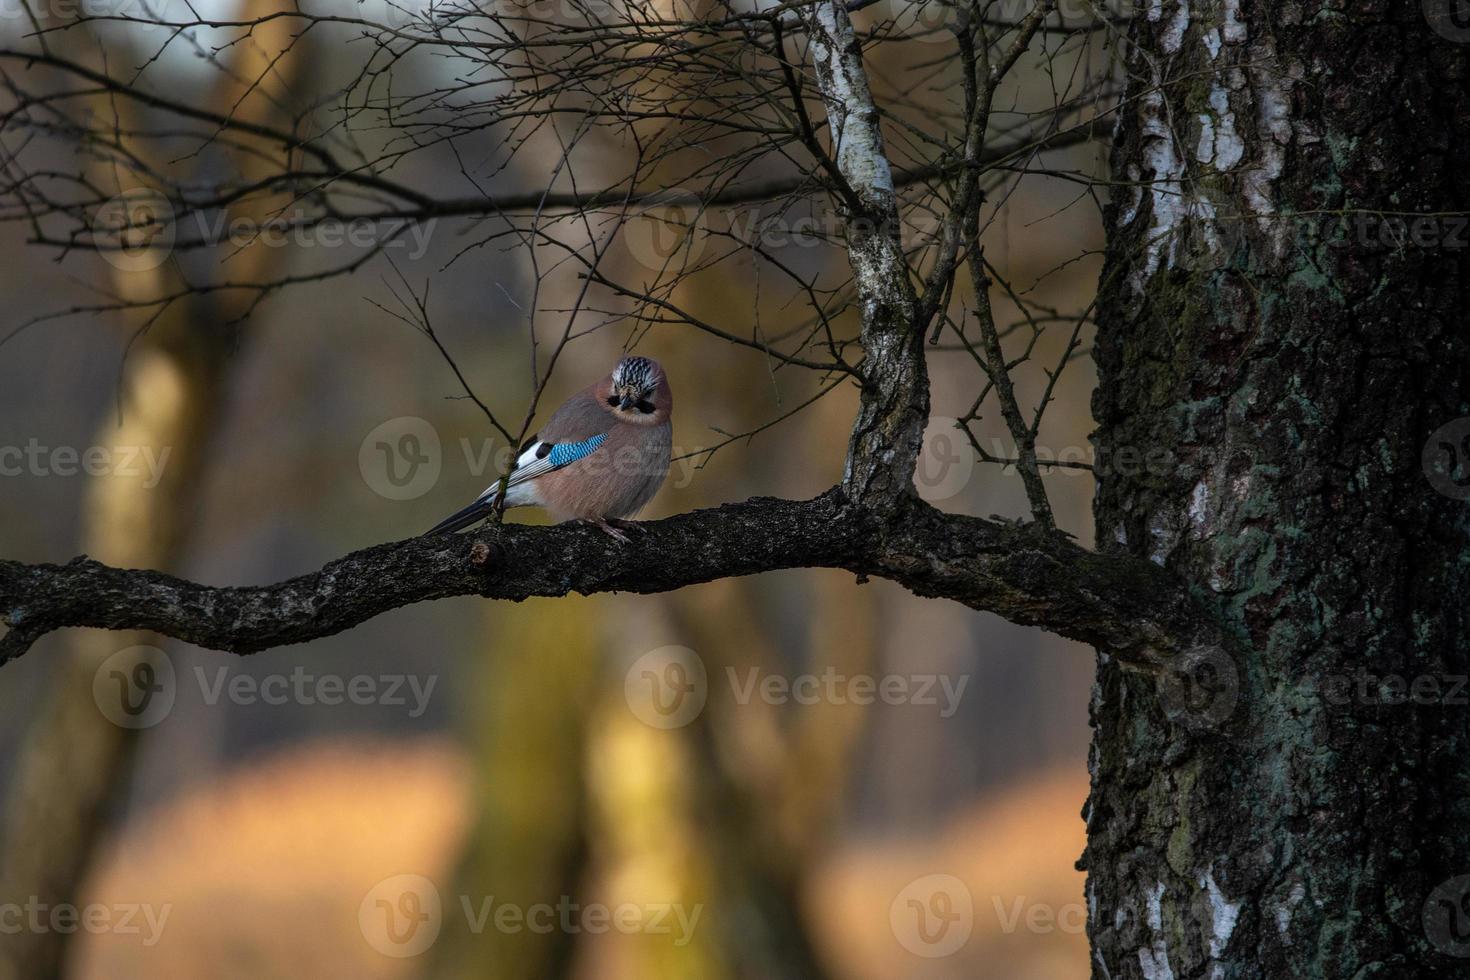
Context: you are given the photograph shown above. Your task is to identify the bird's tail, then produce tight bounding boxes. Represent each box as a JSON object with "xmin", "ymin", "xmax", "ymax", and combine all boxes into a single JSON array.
[{"xmin": 423, "ymin": 495, "xmax": 495, "ymax": 536}]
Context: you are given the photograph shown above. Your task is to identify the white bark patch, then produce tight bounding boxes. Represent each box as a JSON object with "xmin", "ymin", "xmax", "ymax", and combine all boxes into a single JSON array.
[
  {"xmin": 1187, "ymin": 479, "xmax": 1212, "ymax": 534},
  {"xmin": 1161, "ymin": 0, "xmax": 1190, "ymax": 54},
  {"xmin": 1274, "ymin": 881, "xmax": 1306, "ymax": 944},
  {"xmin": 1147, "ymin": 509, "xmax": 1178, "ymax": 566},
  {"xmin": 806, "ymin": 1, "xmax": 906, "ymax": 307},
  {"xmin": 1118, "ymin": 163, "xmax": 1144, "ymax": 226},
  {"xmin": 1197, "ymin": 85, "xmax": 1244, "ymax": 170},
  {"xmin": 1128, "ymin": 0, "xmax": 1281, "ymax": 291},
  {"xmin": 1199, "ymin": 868, "xmax": 1241, "ymax": 960},
  {"xmin": 1196, "ymin": 115, "xmax": 1215, "ymax": 163},
  {"xmin": 1147, "ymin": 0, "xmax": 1191, "ymax": 54},
  {"xmin": 1242, "ymin": 38, "xmax": 1294, "ymax": 230},
  {"xmin": 809, "ymin": 4, "xmax": 896, "ymax": 203},
  {"xmin": 1222, "ymin": 0, "xmax": 1247, "ymax": 43},
  {"xmin": 1137, "ymin": 882, "xmax": 1175, "ymax": 980},
  {"xmin": 1130, "ymin": 87, "xmax": 1187, "ymax": 289}
]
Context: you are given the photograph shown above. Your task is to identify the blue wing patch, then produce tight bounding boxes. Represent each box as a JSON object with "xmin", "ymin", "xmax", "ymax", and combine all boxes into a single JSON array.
[
  {"xmin": 549, "ymin": 433, "xmax": 607, "ymax": 467},
  {"xmin": 498, "ymin": 432, "xmax": 609, "ymax": 492}
]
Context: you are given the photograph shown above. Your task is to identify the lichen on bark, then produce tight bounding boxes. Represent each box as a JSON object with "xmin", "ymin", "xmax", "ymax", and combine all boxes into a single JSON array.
[{"xmin": 1087, "ymin": 3, "xmax": 1470, "ymax": 978}]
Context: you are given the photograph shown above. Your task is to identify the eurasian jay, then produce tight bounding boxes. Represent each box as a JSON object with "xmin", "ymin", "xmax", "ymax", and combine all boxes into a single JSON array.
[{"xmin": 425, "ymin": 356, "xmax": 673, "ymax": 541}]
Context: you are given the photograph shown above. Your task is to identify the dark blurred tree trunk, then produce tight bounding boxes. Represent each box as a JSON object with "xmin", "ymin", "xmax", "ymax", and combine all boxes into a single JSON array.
[
  {"xmin": 1085, "ymin": 3, "xmax": 1470, "ymax": 978},
  {"xmin": 0, "ymin": 8, "xmax": 315, "ymax": 978},
  {"xmin": 0, "ymin": 317, "xmax": 235, "ymax": 980},
  {"xmin": 429, "ymin": 599, "xmax": 598, "ymax": 980}
]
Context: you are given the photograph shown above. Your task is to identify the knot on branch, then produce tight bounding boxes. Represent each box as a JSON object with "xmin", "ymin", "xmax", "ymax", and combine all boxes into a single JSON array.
[{"xmin": 468, "ymin": 539, "xmax": 498, "ymax": 568}]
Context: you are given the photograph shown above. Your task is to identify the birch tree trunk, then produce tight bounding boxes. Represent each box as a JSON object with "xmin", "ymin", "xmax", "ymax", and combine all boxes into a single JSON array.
[{"xmin": 1086, "ymin": 2, "xmax": 1470, "ymax": 977}]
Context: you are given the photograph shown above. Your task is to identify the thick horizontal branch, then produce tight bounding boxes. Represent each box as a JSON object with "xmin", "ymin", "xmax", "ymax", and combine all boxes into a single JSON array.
[{"xmin": 0, "ymin": 491, "xmax": 1211, "ymax": 667}]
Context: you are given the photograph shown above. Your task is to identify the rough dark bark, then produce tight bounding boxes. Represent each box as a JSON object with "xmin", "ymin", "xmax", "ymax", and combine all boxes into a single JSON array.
[
  {"xmin": 1086, "ymin": 3, "xmax": 1470, "ymax": 978},
  {"xmin": 0, "ymin": 492, "xmax": 1207, "ymax": 667}
]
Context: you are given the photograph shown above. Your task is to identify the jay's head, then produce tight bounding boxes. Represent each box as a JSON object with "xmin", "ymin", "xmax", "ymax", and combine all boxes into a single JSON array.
[{"xmin": 599, "ymin": 355, "xmax": 672, "ymax": 425}]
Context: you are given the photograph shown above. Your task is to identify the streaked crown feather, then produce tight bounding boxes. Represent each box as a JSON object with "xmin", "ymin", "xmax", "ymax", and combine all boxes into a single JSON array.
[{"xmin": 612, "ymin": 355, "xmax": 659, "ymax": 390}]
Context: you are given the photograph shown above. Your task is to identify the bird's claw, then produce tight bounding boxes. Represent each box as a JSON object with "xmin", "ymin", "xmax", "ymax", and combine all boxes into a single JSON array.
[{"xmin": 593, "ymin": 519, "xmax": 632, "ymax": 544}]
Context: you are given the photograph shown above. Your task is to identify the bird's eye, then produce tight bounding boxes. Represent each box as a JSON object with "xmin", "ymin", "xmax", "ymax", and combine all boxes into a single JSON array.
[
  {"xmin": 606, "ymin": 396, "xmax": 620, "ymax": 407},
  {"xmin": 636, "ymin": 400, "xmax": 655, "ymax": 414}
]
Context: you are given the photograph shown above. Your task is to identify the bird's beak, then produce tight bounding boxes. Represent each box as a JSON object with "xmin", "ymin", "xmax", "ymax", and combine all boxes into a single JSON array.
[{"xmin": 618, "ymin": 393, "xmax": 637, "ymax": 411}]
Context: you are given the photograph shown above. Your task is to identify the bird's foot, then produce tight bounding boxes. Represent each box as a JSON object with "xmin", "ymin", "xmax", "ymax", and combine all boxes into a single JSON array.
[{"xmin": 592, "ymin": 518, "xmax": 632, "ymax": 544}]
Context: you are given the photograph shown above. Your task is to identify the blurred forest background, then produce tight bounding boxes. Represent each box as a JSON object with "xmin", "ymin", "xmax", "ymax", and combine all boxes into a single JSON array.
[{"xmin": 0, "ymin": 1, "xmax": 1115, "ymax": 977}]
